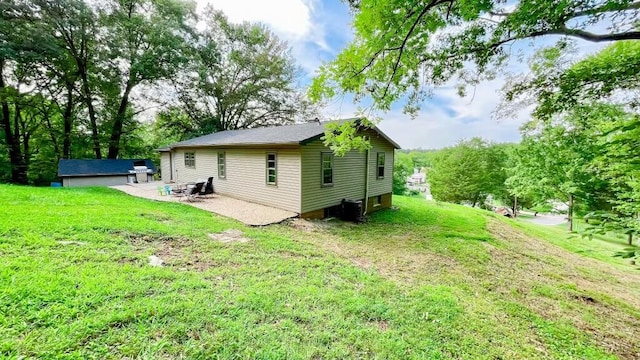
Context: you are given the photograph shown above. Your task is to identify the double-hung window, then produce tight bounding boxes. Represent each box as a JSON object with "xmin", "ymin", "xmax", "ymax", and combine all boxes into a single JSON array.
[
  {"xmin": 218, "ymin": 152, "xmax": 226, "ymax": 179},
  {"xmin": 321, "ymin": 152, "xmax": 333, "ymax": 186},
  {"xmin": 377, "ymin": 152, "xmax": 385, "ymax": 179},
  {"xmin": 266, "ymin": 153, "xmax": 277, "ymax": 185},
  {"xmin": 184, "ymin": 152, "xmax": 195, "ymax": 168}
]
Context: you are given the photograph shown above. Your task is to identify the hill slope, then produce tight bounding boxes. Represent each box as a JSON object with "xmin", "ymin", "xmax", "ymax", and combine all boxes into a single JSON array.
[{"xmin": 1, "ymin": 186, "xmax": 639, "ymax": 359}]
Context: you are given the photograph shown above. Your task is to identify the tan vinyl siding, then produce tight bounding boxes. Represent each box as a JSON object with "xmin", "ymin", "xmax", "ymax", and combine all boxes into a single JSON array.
[
  {"xmin": 160, "ymin": 152, "xmax": 171, "ymax": 182},
  {"xmin": 300, "ymin": 129, "xmax": 395, "ymax": 213},
  {"xmin": 367, "ymin": 131, "xmax": 394, "ymax": 197},
  {"xmin": 171, "ymin": 148, "xmax": 218, "ymax": 183},
  {"xmin": 301, "ymin": 140, "xmax": 367, "ymax": 213},
  {"xmin": 170, "ymin": 147, "xmax": 301, "ymax": 213},
  {"xmin": 214, "ymin": 148, "xmax": 301, "ymax": 213}
]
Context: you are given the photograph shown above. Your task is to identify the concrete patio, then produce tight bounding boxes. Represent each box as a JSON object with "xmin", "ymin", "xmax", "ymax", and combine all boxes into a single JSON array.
[{"xmin": 111, "ymin": 183, "xmax": 298, "ymax": 226}]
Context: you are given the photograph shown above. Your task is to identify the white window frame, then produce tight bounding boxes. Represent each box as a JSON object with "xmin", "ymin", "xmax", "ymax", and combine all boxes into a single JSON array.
[
  {"xmin": 184, "ymin": 152, "xmax": 196, "ymax": 168},
  {"xmin": 266, "ymin": 152, "xmax": 277, "ymax": 185},
  {"xmin": 218, "ymin": 152, "xmax": 226, "ymax": 179},
  {"xmin": 321, "ymin": 152, "xmax": 333, "ymax": 186},
  {"xmin": 377, "ymin": 152, "xmax": 385, "ymax": 179}
]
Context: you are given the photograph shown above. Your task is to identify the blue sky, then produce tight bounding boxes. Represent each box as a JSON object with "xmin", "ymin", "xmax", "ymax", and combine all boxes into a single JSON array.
[{"xmin": 198, "ymin": 0, "xmax": 604, "ymax": 149}]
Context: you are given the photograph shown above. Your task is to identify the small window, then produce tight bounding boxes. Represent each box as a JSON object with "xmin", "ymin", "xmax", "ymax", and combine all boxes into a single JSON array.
[
  {"xmin": 184, "ymin": 152, "xmax": 195, "ymax": 168},
  {"xmin": 218, "ymin": 152, "xmax": 226, "ymax": 179},
  {"xmin": 321, "ymin": 152, "xmax": 333, "ymax": 186},
  {"xmin": 377, "ymin": 152, "xmax": 385, "ymax": 179},
  {"xmin": 266, "ymin": 153, "xmax": 277, "ymax": 185}
]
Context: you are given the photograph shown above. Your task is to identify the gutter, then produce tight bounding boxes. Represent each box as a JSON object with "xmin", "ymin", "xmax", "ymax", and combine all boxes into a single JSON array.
[{"xmin": 363, "ymin": 137, "xmax": 370, "ymax": 216}]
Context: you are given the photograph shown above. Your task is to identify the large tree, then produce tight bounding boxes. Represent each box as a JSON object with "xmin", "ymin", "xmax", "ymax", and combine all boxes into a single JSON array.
[
  {"xmin": 165, "ymin": 9, "xmax": 314, "ymax": 139},
  {"xmin": 429, "ymin": 138, "xmax": 508, "ymax": 206},
  {"xmin": 311, "ymin": 0, "xmax": 640, "ymax": 115},
  {"xmin": 99, "ymin": 0, "xmax": 195, "ymax": 159}
]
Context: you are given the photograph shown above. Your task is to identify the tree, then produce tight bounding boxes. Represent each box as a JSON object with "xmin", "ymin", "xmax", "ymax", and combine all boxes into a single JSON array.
[
  {"xmin": 311, "ymin": 0, "xmax": 640, "ymax": 116},
  {"xmin": 429, "ymin": 138, "xmax": 508, "ymax": 206},
  {"xmin": 166, "ymin": 9, "xmax": 315, "ymax": 139},
  {"xmin": 393, "ymin": 151, "xmax": 412, "ymax": 195},
  {"xmin": 504, "ymin": 41, "xmax": 639, "ymax": 236},
  {"xmin": 503, "ymin": 40, "xmax": 640, "ymax": 121},
  {"xmin": 99, "ymin": 0, "xmax": 195, "ymax": 159}
]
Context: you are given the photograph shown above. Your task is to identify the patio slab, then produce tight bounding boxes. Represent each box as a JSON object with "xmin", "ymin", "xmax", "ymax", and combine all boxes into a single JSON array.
[{"xmin": 111, "ymin": 183, "xmax": 297, "ymax": 226}]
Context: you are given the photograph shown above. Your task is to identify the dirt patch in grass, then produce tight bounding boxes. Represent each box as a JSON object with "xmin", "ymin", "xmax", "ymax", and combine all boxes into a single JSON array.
[
  {"xmin": 486, "ymin": 219, "xmax": 640, "ymax": 359},
  {"xmin": 208, "ymin": 229, "xmax": 250, "ymax": 243},
  {"xmin": 288, "ymin": 218, "xmax": 332, "ymax": 233},
  {"xmin": 120, "ymin": 232, "xmax": 216, "ymax": 271}
]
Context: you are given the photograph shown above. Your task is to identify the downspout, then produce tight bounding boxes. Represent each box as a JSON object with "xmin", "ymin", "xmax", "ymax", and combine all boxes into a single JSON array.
[{"xmin": 363, "ymin": 137, "xmax": 370, "ymax": 215}]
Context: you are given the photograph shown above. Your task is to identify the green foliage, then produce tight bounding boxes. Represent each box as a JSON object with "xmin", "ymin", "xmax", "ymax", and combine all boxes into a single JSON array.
[
  {"xmin": 166, "ymin": 9, "xmax": 315, "ymax": 139},
  {"xmin": 321, "ymin": 119, "xmax": 374, "ymax": 156},
  {"xmin": 429, "ymin": 138, "xmax": 509, "ymax": 206},
  {"xmin": 393, "ymin": 151, "xmax": 412, "ymax": 195},
  {"xmin": 0, "ymin": 0, "xmax": 310, "ymax": 183},
  {"xmin": 505, "ymin": 40, "xmax": 640, "ymax": 236},
  {"xmin": 311, "ymin": 0, "xmax": 640, "ymax": 115}
]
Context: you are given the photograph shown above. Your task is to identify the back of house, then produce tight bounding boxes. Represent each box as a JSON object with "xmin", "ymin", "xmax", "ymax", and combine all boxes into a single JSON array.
[{"xmin": 158, "ymin": 119, "xmax": 400, "ymax": 218}]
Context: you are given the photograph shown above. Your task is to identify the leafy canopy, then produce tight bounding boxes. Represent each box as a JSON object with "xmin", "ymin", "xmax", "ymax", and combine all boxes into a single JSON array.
[{"xmin": 311, "ymin": 0, "xmax": 640, "ymax": 115}]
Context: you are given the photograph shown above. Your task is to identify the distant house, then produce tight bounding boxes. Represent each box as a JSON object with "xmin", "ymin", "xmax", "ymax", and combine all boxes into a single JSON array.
[
  {"xmin": 58, "ymin": 159, "xmax": 156, "ymax": 187},
  {"xmin": 158, "ymin": 119, "xmax": 401, "ymax": 218},
  {"xmin": 408, "ymin": 170, "xmax": 426, "ymax": 185}
]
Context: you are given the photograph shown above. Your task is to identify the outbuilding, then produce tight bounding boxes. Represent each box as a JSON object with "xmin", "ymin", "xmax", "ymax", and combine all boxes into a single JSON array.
[{"xmin": 58, "ymin": 159, "xmax": 156, "ymax": 187}]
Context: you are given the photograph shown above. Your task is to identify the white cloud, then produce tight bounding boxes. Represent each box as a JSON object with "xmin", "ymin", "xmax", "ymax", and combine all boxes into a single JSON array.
[{"xmin": 200, "ymin": 0, "xmax": 313, "ymax": 39}]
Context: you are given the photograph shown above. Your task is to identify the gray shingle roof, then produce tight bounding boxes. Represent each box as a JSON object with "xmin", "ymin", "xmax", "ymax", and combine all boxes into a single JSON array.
[
  {"xmin": 159, "ymin": 119, "xmax": 400, "ymax": 150},
  {"xmin": 58, "ymin": 159, "xmax": 157, "ymax": 177}
]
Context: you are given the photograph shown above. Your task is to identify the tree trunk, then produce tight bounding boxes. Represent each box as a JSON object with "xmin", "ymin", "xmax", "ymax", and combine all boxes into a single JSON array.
[
  {"xmin": 628, "ymin": 233, "xmax": 633, "ymax": 246},
  {"xmin": 107, "ymin": 80, "xmax": 134, "ymax": 159},
  {"xmin": 79, "ymin": 64, "xmax": 101, "ymax": 159},
  {"xmin": 62, "ymin": 82, "xmax": 73, "ymax": 159},
  {"xmin": 0, "ymin": 60, "xmax": 27, "ymax": 184},
  {"xmin": 568, "ymin": 194, "xmax": 574, "ymax": 232},
  {"xmin": 513, "ymin": 195, "xmax": 518, "ymax": 218}
]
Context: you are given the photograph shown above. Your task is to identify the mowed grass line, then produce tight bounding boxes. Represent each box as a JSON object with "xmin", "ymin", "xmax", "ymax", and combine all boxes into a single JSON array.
[{"xmin": 0, "ymin": 185, "xmax": 637, "ymax": 359}]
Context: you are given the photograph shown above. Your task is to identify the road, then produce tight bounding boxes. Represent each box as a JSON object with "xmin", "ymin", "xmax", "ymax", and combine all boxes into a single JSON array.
[{"xmin": 519, "ymin": 212, "xmax": 567, "ymax": 226}]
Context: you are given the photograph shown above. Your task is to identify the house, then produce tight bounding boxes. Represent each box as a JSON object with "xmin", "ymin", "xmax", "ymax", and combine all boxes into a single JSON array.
[
  {"xmin": 158, "ymin": 119, "xmax": 400, "ymax": 218},
  {"xmin": 58, "ymin": 159, "xmax": 156, "ymax": 187}
]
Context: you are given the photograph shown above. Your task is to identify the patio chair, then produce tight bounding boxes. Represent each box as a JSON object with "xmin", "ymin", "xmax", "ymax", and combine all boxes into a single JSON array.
[
  {"xmin": 199, "ymin": 177, "xmax": 215, "ymax": 198},
  {"xmin": 157, "ymin": 186, "xmax": 165, "ymax": 196},
  {"xmin": 179, "ymin": 182, "xmax": 204, "ymax": 202},
  {"xmin": 163, "ymin": 184, "xmax": 172, "ymax": 195}
]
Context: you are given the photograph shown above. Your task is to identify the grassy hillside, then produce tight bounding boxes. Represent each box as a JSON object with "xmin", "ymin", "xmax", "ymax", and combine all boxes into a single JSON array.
[{"xmin": 1, "ymin": 185, "xmax": 639, "ymax": 359}]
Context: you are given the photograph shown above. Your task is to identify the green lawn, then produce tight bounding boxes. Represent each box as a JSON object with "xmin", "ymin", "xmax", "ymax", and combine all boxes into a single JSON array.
[{"xmin": 1, "ymin": 185, "xmax": 639, "ymax": 359}]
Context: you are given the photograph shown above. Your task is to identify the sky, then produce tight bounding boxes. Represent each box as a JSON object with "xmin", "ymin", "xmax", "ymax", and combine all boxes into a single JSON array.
[{"xmin": 197, "ymin": 0, "xmax": 603, "ymax": 149}]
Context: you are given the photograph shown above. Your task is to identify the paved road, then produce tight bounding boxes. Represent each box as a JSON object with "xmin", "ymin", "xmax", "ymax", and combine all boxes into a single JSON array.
[{"xmin": 519, "ymin": 212, "xmax": 567, "ymax": 226}]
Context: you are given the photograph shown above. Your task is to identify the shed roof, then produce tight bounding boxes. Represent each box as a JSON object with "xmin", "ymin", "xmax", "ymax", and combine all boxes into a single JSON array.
[
  {"xmin": 58, "ymin": 159, "xmax": 157, "ymax": 177},
  {"xmin": 158, "ymin": 118, "xmax": 401, "ymax": 151}
]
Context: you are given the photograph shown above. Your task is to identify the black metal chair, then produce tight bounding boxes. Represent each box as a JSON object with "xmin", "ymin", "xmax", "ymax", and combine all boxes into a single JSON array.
[
  {"xmin": 180, "ymin": 182, "xmax": 204, "ymax": 202},
  {"xmin": 199, "ymin": 177, "xmax": 215, "ymax": 198}
]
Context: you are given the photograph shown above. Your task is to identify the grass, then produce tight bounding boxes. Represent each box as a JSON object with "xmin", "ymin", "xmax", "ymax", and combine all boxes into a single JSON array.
[
  {"xmin": 509, "ymin": 216, "xmax": 637, "ymax": 268},
  {"xmin": 1, "ymin": 185, "xmax": 640, "ymax": 359}
]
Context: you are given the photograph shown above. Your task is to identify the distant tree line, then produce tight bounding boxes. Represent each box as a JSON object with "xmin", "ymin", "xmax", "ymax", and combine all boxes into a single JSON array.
[{"xmin": 0, "ymin": 0, "xmax": 313, "ymax": 184}]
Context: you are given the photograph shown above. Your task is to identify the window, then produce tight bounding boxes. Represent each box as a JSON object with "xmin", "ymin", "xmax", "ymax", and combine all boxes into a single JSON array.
[
  {"xmin": 377, "ymin": 152, "xmax": 385, "ymax": 179},
  {"xmin": 184, "ymin": 152, "xmax": 195, "ymax": 168},
  {"xmin": 218, "ymin": 152, "xmax": 226, "ymax": 179},
  {"xmin": 321, "ymin": 152, "xmax": 333, "ymax": 186},
  {"xmin": 266, "ymin": 153, "xmax": 277, "ymax": 185}
]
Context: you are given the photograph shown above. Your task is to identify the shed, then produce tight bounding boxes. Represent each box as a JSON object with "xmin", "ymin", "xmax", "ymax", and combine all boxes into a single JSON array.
[{"xmin": 58, "ymin": 159, "xmax": 157, "ymax": 187}]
